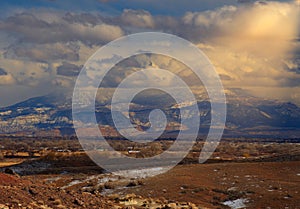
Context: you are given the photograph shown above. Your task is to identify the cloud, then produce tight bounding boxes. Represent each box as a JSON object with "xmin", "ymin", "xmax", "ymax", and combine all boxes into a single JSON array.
[
  {"xmin": 62, "ymin": 12, "xmax": 103, "ymax": 25},
  {"xmin": 0, "ymin": 68, "xmax": 7, "ymax": 76},
  {"xmin": 5, "ymin": 42, "xmax": 79, "ymax": 62},
  {"xmin": 0, "ymin": 12, "xmax": 124, "ymax": 44},
  {"xmin": 67, "ymin": 22, "xmax": 124, "ymax": 43},
  {"xmin": 90, "ymin": 53, "xmax": 201, "ymax": 90},
  {"xmin": 0, "ymin": 68, "xmax": 16, "ymax": 86},
  {"xmin": 97, "ymin": 0, "xmax": 239, "ymax": 16},
  {"xmin": 0, "ymin": 73, "xmax": 16, "ymax": 85},
  {"xmin": 121, "ymin": 9, "xmax": 155, "ymax": 28},
  {"xmin": 0, "ymin": 1, "xmax": 299, "ymax": 106},
  {"xmin": 183, "ymin": 5, "xmax": 238, "ymax": 28},
  {"xmin": 52, "ymin": 76, "xmax": 74, "ymax": 88},
  {"xmin": 182, "ymin": 1, "xmax": 298, "ymax": 54},
  {"xmin": 0, "ymin": 59, "xmax": 52, "ymax": 86},
  {"xmin": 56, "ymin": 62, "xmax": 82, "ymax": 77},
  {"xmin": 180, "ymin": 1, "xmax": 300, "ymax": 103}
]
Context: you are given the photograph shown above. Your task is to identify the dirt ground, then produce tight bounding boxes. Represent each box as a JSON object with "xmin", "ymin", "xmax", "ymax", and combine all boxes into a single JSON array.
[
  {"xmin": 0, "ymin": 161, "xmax": 299, "ymax": 208},
  {"xmin": 121, "ymin": 161, "xmax": 300, "ymax": 208}
]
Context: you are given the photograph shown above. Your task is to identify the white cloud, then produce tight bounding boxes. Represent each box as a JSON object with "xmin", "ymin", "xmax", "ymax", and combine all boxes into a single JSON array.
[
  {"xmin": 183, "ymin": 1, "xmax": 298, "ymax": 53},
  {"xmin": 121, "ymin": 9, "xmax": 155, "ymax": 28},
  {"xmin": 68, "ymin": 23, "xmax": 124, "ymax": 43},
  {"xmin": 183, "ymin": 5, "xmax": 237, "ymax": 28},
  {"xmin": 0, "ymin": 59, "xmax": 52, "ymax": 86},
  {"xmin": 0, "ymin": 73, "xmax": 16, "ymax": 85},
  {"xmin": 185, "ymin": 1, "xmax": 300, "ymax": 103}
]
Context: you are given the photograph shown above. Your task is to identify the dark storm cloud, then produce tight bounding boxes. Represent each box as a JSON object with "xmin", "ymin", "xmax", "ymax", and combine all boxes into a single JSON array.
[
  {"xmin": 56, "ymin": 62, "xmax": 82, "ymax": 77},
  {"xmin": 0, "ymin": 13, "xmax": 124, "ymax": 44},
  {"xmin": 0, "ymin": 68, "xmax": 8, "ymax": 76},
  {"xmin": 62, "ymin": 12, "xmax": 104, "ymax": 25},
  {"xmin": 4, "ymin": 43, "xmax": 80, "ymax": 63}
]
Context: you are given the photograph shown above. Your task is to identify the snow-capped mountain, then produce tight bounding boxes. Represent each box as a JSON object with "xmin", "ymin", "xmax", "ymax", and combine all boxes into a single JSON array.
[{"xmin": 0, "ymin": 89, "xmax": 300, "ymax": 139}]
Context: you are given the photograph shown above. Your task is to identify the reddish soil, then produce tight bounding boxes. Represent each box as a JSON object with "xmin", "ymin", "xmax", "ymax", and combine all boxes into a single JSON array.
[
  {"xmin": 123, "ymin": 161, "xmax": 300, "ymax": 208},
  {"xmin": 0, "ymin": 173, "xmax": 25, "ymax": 186},
  {"xmin": 0, "ymin": 172, "xmax": 198, "ymax": 208},
  {"xmin": 0, "ymin": 159, "xmax": 299, "ymax": 208},
  {"xmin": 0, "ymin": 173, "xmax": 115, "ymax": 208}
]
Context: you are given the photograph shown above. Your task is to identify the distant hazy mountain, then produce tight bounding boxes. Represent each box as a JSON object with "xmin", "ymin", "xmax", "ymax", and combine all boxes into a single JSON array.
[{"xmin": 0, "ymin": 89, "xmax": 300, "ymax": 139}]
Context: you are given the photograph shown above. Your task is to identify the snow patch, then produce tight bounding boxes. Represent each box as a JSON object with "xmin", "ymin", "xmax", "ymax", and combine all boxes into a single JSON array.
[
  {"xmin": 114, "ymin": 167, "xmax": 167, "ymax": 178},
  {"xmin": 223, "ymin": 198, "xmax": 248, "ymax": 209},
  {"xmin": 259, "ymin": 111, "xmax": 272, "ymax": 119},
  {"xmin": 61, "ymin": 180, "xmax": 83, "ymax": 189}
]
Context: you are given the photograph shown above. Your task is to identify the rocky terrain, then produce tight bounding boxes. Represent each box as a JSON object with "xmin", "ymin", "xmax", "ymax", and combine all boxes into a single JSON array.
[
  {"xmin": 0, "ymin": 160, "xmax": 299, "ymax": 209},
  {"xmin": 0, "ymin": 171, "xmax": 199, "ymax": 209},
  {"xmin": 0, "ymin": 138, "xmax": 299, "ymax": 208}
]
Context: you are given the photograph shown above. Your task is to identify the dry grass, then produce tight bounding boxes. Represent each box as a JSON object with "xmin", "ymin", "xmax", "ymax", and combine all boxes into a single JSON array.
[
  {"xmin": 41, "ymin": 151, "xmax": 80, "ymax": 161},
  {"xmin": 0, "ymin": 159, "xmax": 24, "ymax": 168}
]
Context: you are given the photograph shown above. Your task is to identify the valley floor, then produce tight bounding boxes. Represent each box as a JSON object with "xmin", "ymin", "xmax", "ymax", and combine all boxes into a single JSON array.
[{"xmin": 1, "ymin": 161, "xmax": 299, "ymax": 208}]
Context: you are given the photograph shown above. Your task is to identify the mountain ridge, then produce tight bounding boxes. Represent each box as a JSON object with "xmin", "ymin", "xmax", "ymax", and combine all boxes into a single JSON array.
[{"xmin": 1, "ymin": 89, "xmax": 300, "ymax": 139}]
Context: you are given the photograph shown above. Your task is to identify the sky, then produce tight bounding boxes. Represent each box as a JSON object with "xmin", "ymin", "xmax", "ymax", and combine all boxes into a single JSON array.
[{"xmin": 0, "ymin": 0, "xmax": 299, "ymax": 107}]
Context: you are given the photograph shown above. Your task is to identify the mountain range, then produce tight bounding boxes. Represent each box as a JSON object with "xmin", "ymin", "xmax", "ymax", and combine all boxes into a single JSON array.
[{"xmin": 0, "ymin": 88, "xmax": 300, "ymax": 139}]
